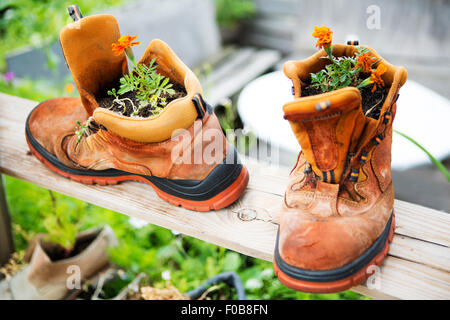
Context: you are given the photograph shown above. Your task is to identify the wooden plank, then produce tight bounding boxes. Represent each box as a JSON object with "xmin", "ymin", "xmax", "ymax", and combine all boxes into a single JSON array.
[
  {"xmin": 388, "ymin": 235, "xmax": 449, "ymax": 273},
  {"xmin": 393, "ymin": 200, "xmax": 450, "ymax": 247},
  {"xmin": 205, "ymin": 49, "xmax": 281, "ymax": 106},
  {"xmin": 244, "ymin": 159, "xmax": 450, "ymax": 250},
  {"xmin": 372, "ymin": 256, "xmax": 450, "ymax": 300},
  {"xmin": 0, "ymin": 93, "xmax": 449, "ymax": 299},
  {"xmin": 0, "ymin": 174, "xmax": 15, "ymax": 266}
]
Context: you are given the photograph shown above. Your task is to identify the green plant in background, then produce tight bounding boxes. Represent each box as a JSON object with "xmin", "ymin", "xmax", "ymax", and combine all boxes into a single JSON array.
[
  {"xmin": 0, "ymin": 0, "xmax": 128, "ymax": 71},
  {"xmin": 217, "ymin": 98, "xmax": 238, "ymax": 132},
  {"xmin": 42, "ymin": 190, "xmax": 82, "ymax": 251},
  {"xmin": 215, "ymin": 0, "xmax": 256, "ymax": 28},
  {"xmin": 394, "ymin": 130, "xmax": 450, "ymax": 182},
  {"xmin": 5, "ymin": 177, "xmax": 89, "ymax": 251},
  {"xmin": 0, "ymin": 74, "xmax": 77, "ymax": 101},
  {"xmin": 9, "ymin": 186, "xmax": 83, "ymax": 254}
]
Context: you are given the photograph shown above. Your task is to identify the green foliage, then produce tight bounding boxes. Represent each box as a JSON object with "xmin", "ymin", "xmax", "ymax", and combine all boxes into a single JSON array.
[
  {"xmin": 42, "ymin": 191, "xmax": 82, "ymax": 250},
  {"xmin": 215, "ymin": 0, "xmax": 256, "ymax": 28},
  {"xmin": 394, "ymin": 130, "xmax": 450, "ymax": 182},
  {"xmin": 311, "ymin": 57, "xmax": 358, "ymax": 92},
  {"xmin": 108, "ymin": 58, "xmax": 175, "ymax": 117},
  {"xmin": 0, "ymin": 0, "xmax": 128, "ymax": 71},
  {"xmin": 4, "ymin": 175, "xmax": 365, "ymax": 299},
  {"xmin": 217, "ymin": 99, "xmax": 238, "ymax": 131},
  {"xmin": 75, "ymin": 118, "xmax": 92, "ymax": 143},
  {"xmin": 0, "ymin": 76, "xmax": 76, "ymax": 101},
  {"xmin": 116, "ymin": 59, "xmax": 174, "ymax": 98},
  {"xmin": 310, "ymin": 46, "xmax": 371, "ymax": 93},
  {"xmin": 4, "ymin": 177, "xmax": 86, "ymax": 250}
]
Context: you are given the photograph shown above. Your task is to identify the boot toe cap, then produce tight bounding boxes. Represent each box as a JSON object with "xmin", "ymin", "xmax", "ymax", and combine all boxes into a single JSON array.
[
  {"xmin": 27, "ymin": 97, "xmax": 87, "ymax": 166},
  {"xmin": 278, "ymin": 213, "xmax": 388, "ymax": 271}
]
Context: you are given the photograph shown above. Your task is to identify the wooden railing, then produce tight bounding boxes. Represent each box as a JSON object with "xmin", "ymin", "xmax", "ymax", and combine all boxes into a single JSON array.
[{"xmin": 0, "ymin": 93, "xmax": 449, "ymax": 299}]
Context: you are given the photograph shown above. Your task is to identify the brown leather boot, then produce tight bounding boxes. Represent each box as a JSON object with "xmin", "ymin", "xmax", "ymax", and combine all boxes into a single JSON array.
[
  {"xmin": 25, "ymin": 13, "xmax": 248, "ymax": 212},
  {"xmin": 273, "ymin": 44, "xmax": 407, "ymax": 293}
]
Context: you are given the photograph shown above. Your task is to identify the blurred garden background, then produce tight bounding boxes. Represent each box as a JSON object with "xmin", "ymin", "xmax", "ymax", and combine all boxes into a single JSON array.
[{"xmin": 1, "ymin": 0, "xmax": 449, "ymax": 300}]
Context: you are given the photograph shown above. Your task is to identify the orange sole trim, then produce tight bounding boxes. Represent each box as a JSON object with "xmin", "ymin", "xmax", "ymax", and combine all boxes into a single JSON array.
[
  {"xmin": 273, "ymin": 214, "xmax": 395, "ymax": 293},
  {"xmin": 26, "ymin": 137, "xmax": 249, "ymax": 212}
]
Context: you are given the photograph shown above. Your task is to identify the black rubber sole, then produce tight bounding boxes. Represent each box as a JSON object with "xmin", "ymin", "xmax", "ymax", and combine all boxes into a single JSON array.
[{"xmin": 274, "ymin": 212, "xmax": 393, "ymax": 282}]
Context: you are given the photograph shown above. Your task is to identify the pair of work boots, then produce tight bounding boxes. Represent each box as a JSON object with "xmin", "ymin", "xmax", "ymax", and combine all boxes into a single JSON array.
[{"xmin": 25, "ymin": 13, "xmax": 406, "ymax": 293}]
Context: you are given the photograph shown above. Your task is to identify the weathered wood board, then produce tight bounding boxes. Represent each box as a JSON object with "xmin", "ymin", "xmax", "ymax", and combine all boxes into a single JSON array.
[{"xmin": 0, "ymin": 93, "xmax": 449, "ymax": 299}]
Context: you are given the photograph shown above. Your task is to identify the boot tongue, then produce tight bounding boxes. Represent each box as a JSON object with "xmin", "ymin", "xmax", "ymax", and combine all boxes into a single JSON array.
[
  {"xmin": 284, "ymin": 87, "xmax": 365, "ymax": 183},
  {"xmin": 60, "ymin": 14, "xmax": 128, "ymax": 116}
]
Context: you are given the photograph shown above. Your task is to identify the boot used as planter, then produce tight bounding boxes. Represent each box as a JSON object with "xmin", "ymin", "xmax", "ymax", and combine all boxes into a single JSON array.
[
  {"xmin": 0, "ymin": 226, "xmax": 117, "ymax": 300},
  {"xmin": 25, "ymin": 8, "xmax": 248, "ymax": 212},
  {"xmin": 273, "ymin": 27, "xmax": 407, "ymax": 293}
]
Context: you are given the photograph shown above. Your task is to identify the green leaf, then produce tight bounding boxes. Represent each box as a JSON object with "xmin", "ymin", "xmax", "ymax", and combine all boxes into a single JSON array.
[
  {"xmin": 394, "ymin": 130, "xmax": 450, "ymax": 182},
  {"xmin": 117, "ymin": 86, "xmax": 132, "ymax": 95}
]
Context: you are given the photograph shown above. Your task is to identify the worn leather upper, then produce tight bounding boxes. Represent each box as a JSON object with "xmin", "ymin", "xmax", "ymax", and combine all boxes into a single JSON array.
[
  {"xmin": 278, "ymin": 44, "xmax": 407, "ymax": 270},
  {"xmin": 29, "ymin": 96, "xmax": 228, "ymax": 180},
  {"xmin": 284, "ymin": 87, "xmax": 365, "ymax": 183},
  {"xmin": 28, "ymin": 97, "xmax": 87, "ymax": 168},
  {"xmin": 69, "ymin": 108, "xmax": 227, "ymax": 179}
]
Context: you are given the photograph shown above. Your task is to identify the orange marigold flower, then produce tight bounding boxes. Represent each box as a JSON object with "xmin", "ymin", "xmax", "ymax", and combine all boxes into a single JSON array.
[
  {"xmin": 65, "ymin": 83, "xmax": 75, "ymax": 93},
  {"xmin": 370, "ymin": 63, "xmax": 387, "ymax": 92},
  {"xmin": 112, "ymin": 35, "xmax": 140, "ymax": 56},
  {"xmin": 312, "ymin": 26, "xmax": 333, "ymax": 49},
  {"xmin": 355, "ymin": 52, "xmax": 373, "ymax": 73}
]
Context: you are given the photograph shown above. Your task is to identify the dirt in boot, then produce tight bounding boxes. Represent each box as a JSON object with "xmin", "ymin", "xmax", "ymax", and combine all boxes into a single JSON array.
[
  {"xmin": 301, "ymin": 81, "xmax": 387, "ymax": 120},
  {"xmin": 97, "ymin": 82, "xmax": 186, "ymax": 118},
  {"xmin": 41, "ymin": 232, "xmax": 98, "ymax": 261}
]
